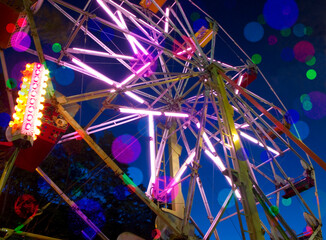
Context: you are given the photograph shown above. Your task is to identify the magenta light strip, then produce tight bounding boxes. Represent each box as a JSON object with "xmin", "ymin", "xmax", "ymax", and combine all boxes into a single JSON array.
[
  {"xmin": 106, "ymin": 0, "xmax": 136, "ymax": 17},
  {"xmin": 124, "ymin": 91, "xmax": 145, "ymax": 104},
  {"xmin": 148, "ymin": 114, "xmax": 156, "ymax": 195},
  {"xmin": 72, "ymin": 58, "xmax": 114, "ymax": 85},
  {"xmin": 98, "ymin": 0, "xmax": 147, "ymax": 55},
  {"xmin": 164, "ymin": 8, "xmax": 169, "ymax": 33},
  {"xmin": 119, "ymin": 107, "xmax": 161, "ymax": 115},
  {"xmin": 118, "ymin": 62, "xmax": 151, "ymax": 87},
  {"xmin": 70, "ymin": 48, "xmax": 135, "ymax": 60},
  {"xmin": 97, "ymin": 0, "xmax": 125, "ymax": 29},
  {"xmin": 164, "ymin": 112, "xmax": 189, "ymax": 117}
]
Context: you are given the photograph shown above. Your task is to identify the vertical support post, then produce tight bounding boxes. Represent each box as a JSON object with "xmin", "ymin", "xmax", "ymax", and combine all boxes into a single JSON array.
[
  {"xmin": 164, "ymin": 121, "xmax": 185, "ymax": 219},
  {"xmin": 208, "ymin": 64, "xmax": 264, "ymax": 240},
  {"xmin": 0, "ymin": 148, "xmax": 19, "ymax": 195},
  {"xmin": 35, "ymin": 167, "xmax": 110, "ymax": 240},
  {"xmin": 0, "ymin": 50, "xmax": 15, "ymax": 115},
  {"xmin": 182, "ymin": 92, "xmax": 208, "ymax": 231}
]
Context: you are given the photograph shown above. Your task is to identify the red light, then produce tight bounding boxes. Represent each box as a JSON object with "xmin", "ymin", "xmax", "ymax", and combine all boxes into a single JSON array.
[{"xmin": 25, "ymin": 123, "xmax": 31, "ymax": 130}]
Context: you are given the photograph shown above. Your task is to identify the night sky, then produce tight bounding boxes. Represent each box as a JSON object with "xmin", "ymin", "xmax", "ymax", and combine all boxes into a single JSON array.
[{"xmin": 1, "ymin": 0, "xmax": 326, "ymax": 239}]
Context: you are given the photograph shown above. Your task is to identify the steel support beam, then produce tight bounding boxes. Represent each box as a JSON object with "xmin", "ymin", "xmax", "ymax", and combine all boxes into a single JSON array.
[{"xmin": 209, "ymin": 64, "xmax": 264, "ymax": 240}]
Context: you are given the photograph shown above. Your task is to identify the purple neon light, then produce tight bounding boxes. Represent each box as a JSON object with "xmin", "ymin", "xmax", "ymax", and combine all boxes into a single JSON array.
[
  {"xmin": 164, "ymin": 8, "xmax": 169, "ymax": 33},
  {"xmin": 124, "ymin": 91, "xmax": 145, "ymax": 104},
  {"xmin": 118, "ymin": 62, "xmax": 151, "ymax": 87},
  {"xmin": 72, "ymin": 58, "xmax": 114, "ymax": 85},
  {"xmin": 70, "ymin": 48, "xmax": 135, "ymax": 60},
  {"xmin": 164, "ymin": 112, "xmax": 189, "ymax": 117},
  {"xmin": 119, "ymin": 107, "xmax": 161, "ymax": 115},
  {"xmin": 148, "ymin": 114, "xmax": 156, "ymax": 195}
]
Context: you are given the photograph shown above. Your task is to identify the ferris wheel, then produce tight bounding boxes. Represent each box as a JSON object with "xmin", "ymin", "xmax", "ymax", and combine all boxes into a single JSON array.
[{"xmin": 1, "ymin": 0, "xmax": 325, "ymax": 239}]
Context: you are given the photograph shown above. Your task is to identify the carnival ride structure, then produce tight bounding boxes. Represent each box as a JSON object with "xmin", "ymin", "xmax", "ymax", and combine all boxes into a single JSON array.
[{"xmin": 0, "ymin": 0, "xmax": 325, "ymax": 239}]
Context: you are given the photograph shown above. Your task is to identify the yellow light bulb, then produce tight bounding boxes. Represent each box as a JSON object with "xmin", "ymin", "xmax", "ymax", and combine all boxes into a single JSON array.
[
  {"xmin": 39, "ymin": 104, "xmax": 44, "ymax": 110},
  {"xmin": 40, "ymin": 97, "xmax": 45, "ymax": 102},
  {"xmin": 36, "ymin": 120, "xmax": 42, "ymax": 126},
  {"xmin": 35, "ymin": 128, "xmax": 41, "ymax": 135},
  {"xmin": 9, "ymin": 121, "xmax": 14, "ymax": 127}
]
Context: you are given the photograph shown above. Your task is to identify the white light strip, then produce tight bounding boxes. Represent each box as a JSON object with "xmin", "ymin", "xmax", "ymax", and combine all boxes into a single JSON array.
[
  {"xmin": 119, "ymin": 107, "xmax": 161, "ymax": 115},
  {"xmin": 203, "ymin": 132, "xmax": 216, "ymax": 153},
  {"xmin": 204, "ymin": 149, "xmax": 241, "ymax": 199},
  {"xmin": 239, "ymin": 131, "xmax": 279, "ymax": 156},
  {"xmin": 72, "ymin": 58, "xmax": 114, "ymax": 85},
  {"xmin": 69, "ymin": 48, "xmax": 135, "ymax": 60},
  {"xmin": 165, "ymin": 152, "xmax": 196, "ymax": 194},
  {"xmin": 124, "ymin": 91, "xmax": 145, "ymax": 104},
  {"xmin": 204, "ymin": 149, "xmax": 225, "ymax": 172},
  {"xmin": 235, "ymin": 74, "xmax": 243, "ymax": 95},
  {"xmin": 164, "ymin": 8, "xmax": 169, "ymax": 33}
]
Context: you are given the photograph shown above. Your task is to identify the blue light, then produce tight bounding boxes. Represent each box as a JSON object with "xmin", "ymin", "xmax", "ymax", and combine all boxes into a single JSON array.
[{"xmin": 263, "ymin": 0, "xmax": 298, "ymax": 30}]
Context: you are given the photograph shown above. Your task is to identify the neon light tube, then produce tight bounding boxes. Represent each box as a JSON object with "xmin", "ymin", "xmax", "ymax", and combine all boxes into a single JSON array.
[
  {"xmin": 70, "ymin": 48, "xmax": 135, "ymax": 60},
  {"xmin": 118, "ymin": 74, "xmax": 135, "ymax": 87},
  {"xmin": 107, "ymin": 0, "xmax": 136, "ymax": 18},
  {"xmin": 196, "ymin": 122, "xmax": 217, "ymax": 153},
  {"xmin": 138, "ymin": 19, "xmax": 161, "ymax": 34},
  {"xmin": 166, "ymin": 152, "xmax": 196, "ymax": 194},
  {"xmin": 136, "ymin": 62, "xmax": 151, "ymax": 74},
  {"xmin": 235, "ymin": 74, "xmax": 243, "ymax": 95},
  {"xmin": 239, "ymin": 131, "xmax": 258, "ymax": 144},
  {"xmin": 124, "ymin": 91, "xmax": 145, "ymax": 104},
  {"xmin": 239, "ymin": 131, "xmax": 279, "ymax": 155},
  {"xmin": 119, "ymin": 107, "xmax": 161, "ymax": 115},
  {"xmin": 199, "ymin": 30, "xmax": 213, "ymax": 45},
  {"xmin": 164, "ymin": 112, "xmax": 189, "ymax": 117},
  {"xmin": 203, "ymin": 133, "xmax": 216, "ymax": 153},
  {"xmin": 129, "ymin": 35, "xmax": 149, "ymax": 55},
  {"xmin": 148, "ymin": 114, "xmax": 156, "ymax": 194},
  {"xmin": 204, "ymin": 149, "xmax": 241, "ymax": 199},
  {"xmin": 72, "ymin": 58, "xmax": 114, "ymax": 85},
  {"xmin": 97, "ymin": 0, "xmax": 125, "ymax": 29},
  {"xmin": 204, "ymin": 149, "xmax": 226, "ymax": 172},
  {"xmin": 164, "ymin": 8, "xmax": 169, "ymax": 33}
]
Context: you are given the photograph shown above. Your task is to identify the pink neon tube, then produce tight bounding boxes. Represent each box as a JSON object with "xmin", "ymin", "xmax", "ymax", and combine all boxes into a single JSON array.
[
  {"xmin": 70, "ymin": 48, "xmax": 135, "ymax": 60},
  {"xmin": 148, "ymin": 114, "xmax": 156, "ymax": 194},
  {"xmin": 72, "ymin": 58, "xmax": 114, "ymax": 85},
  {"xmin": 119, "ymin": 107, "xmax": 161, "ymax": 115},
  {"xmin": 124, "ymin": 91, "xmax": 145, "ymax": 104},
  {"xmin": 164, "ymin": 8, "xmax": 169, "ymax": 33},
  {"xmin": 164, "ymin": 112, "xmax": 189, "ymax": 117}
]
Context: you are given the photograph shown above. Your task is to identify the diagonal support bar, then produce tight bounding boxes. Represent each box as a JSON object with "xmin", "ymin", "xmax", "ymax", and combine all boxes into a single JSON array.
[
  {"xmin": 56, "ymin": 103, "xmax": 182, "ymax": 236},
  {"xmin": 36, "ymin": 167, "xmax": 109, "ymax": 240}
]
